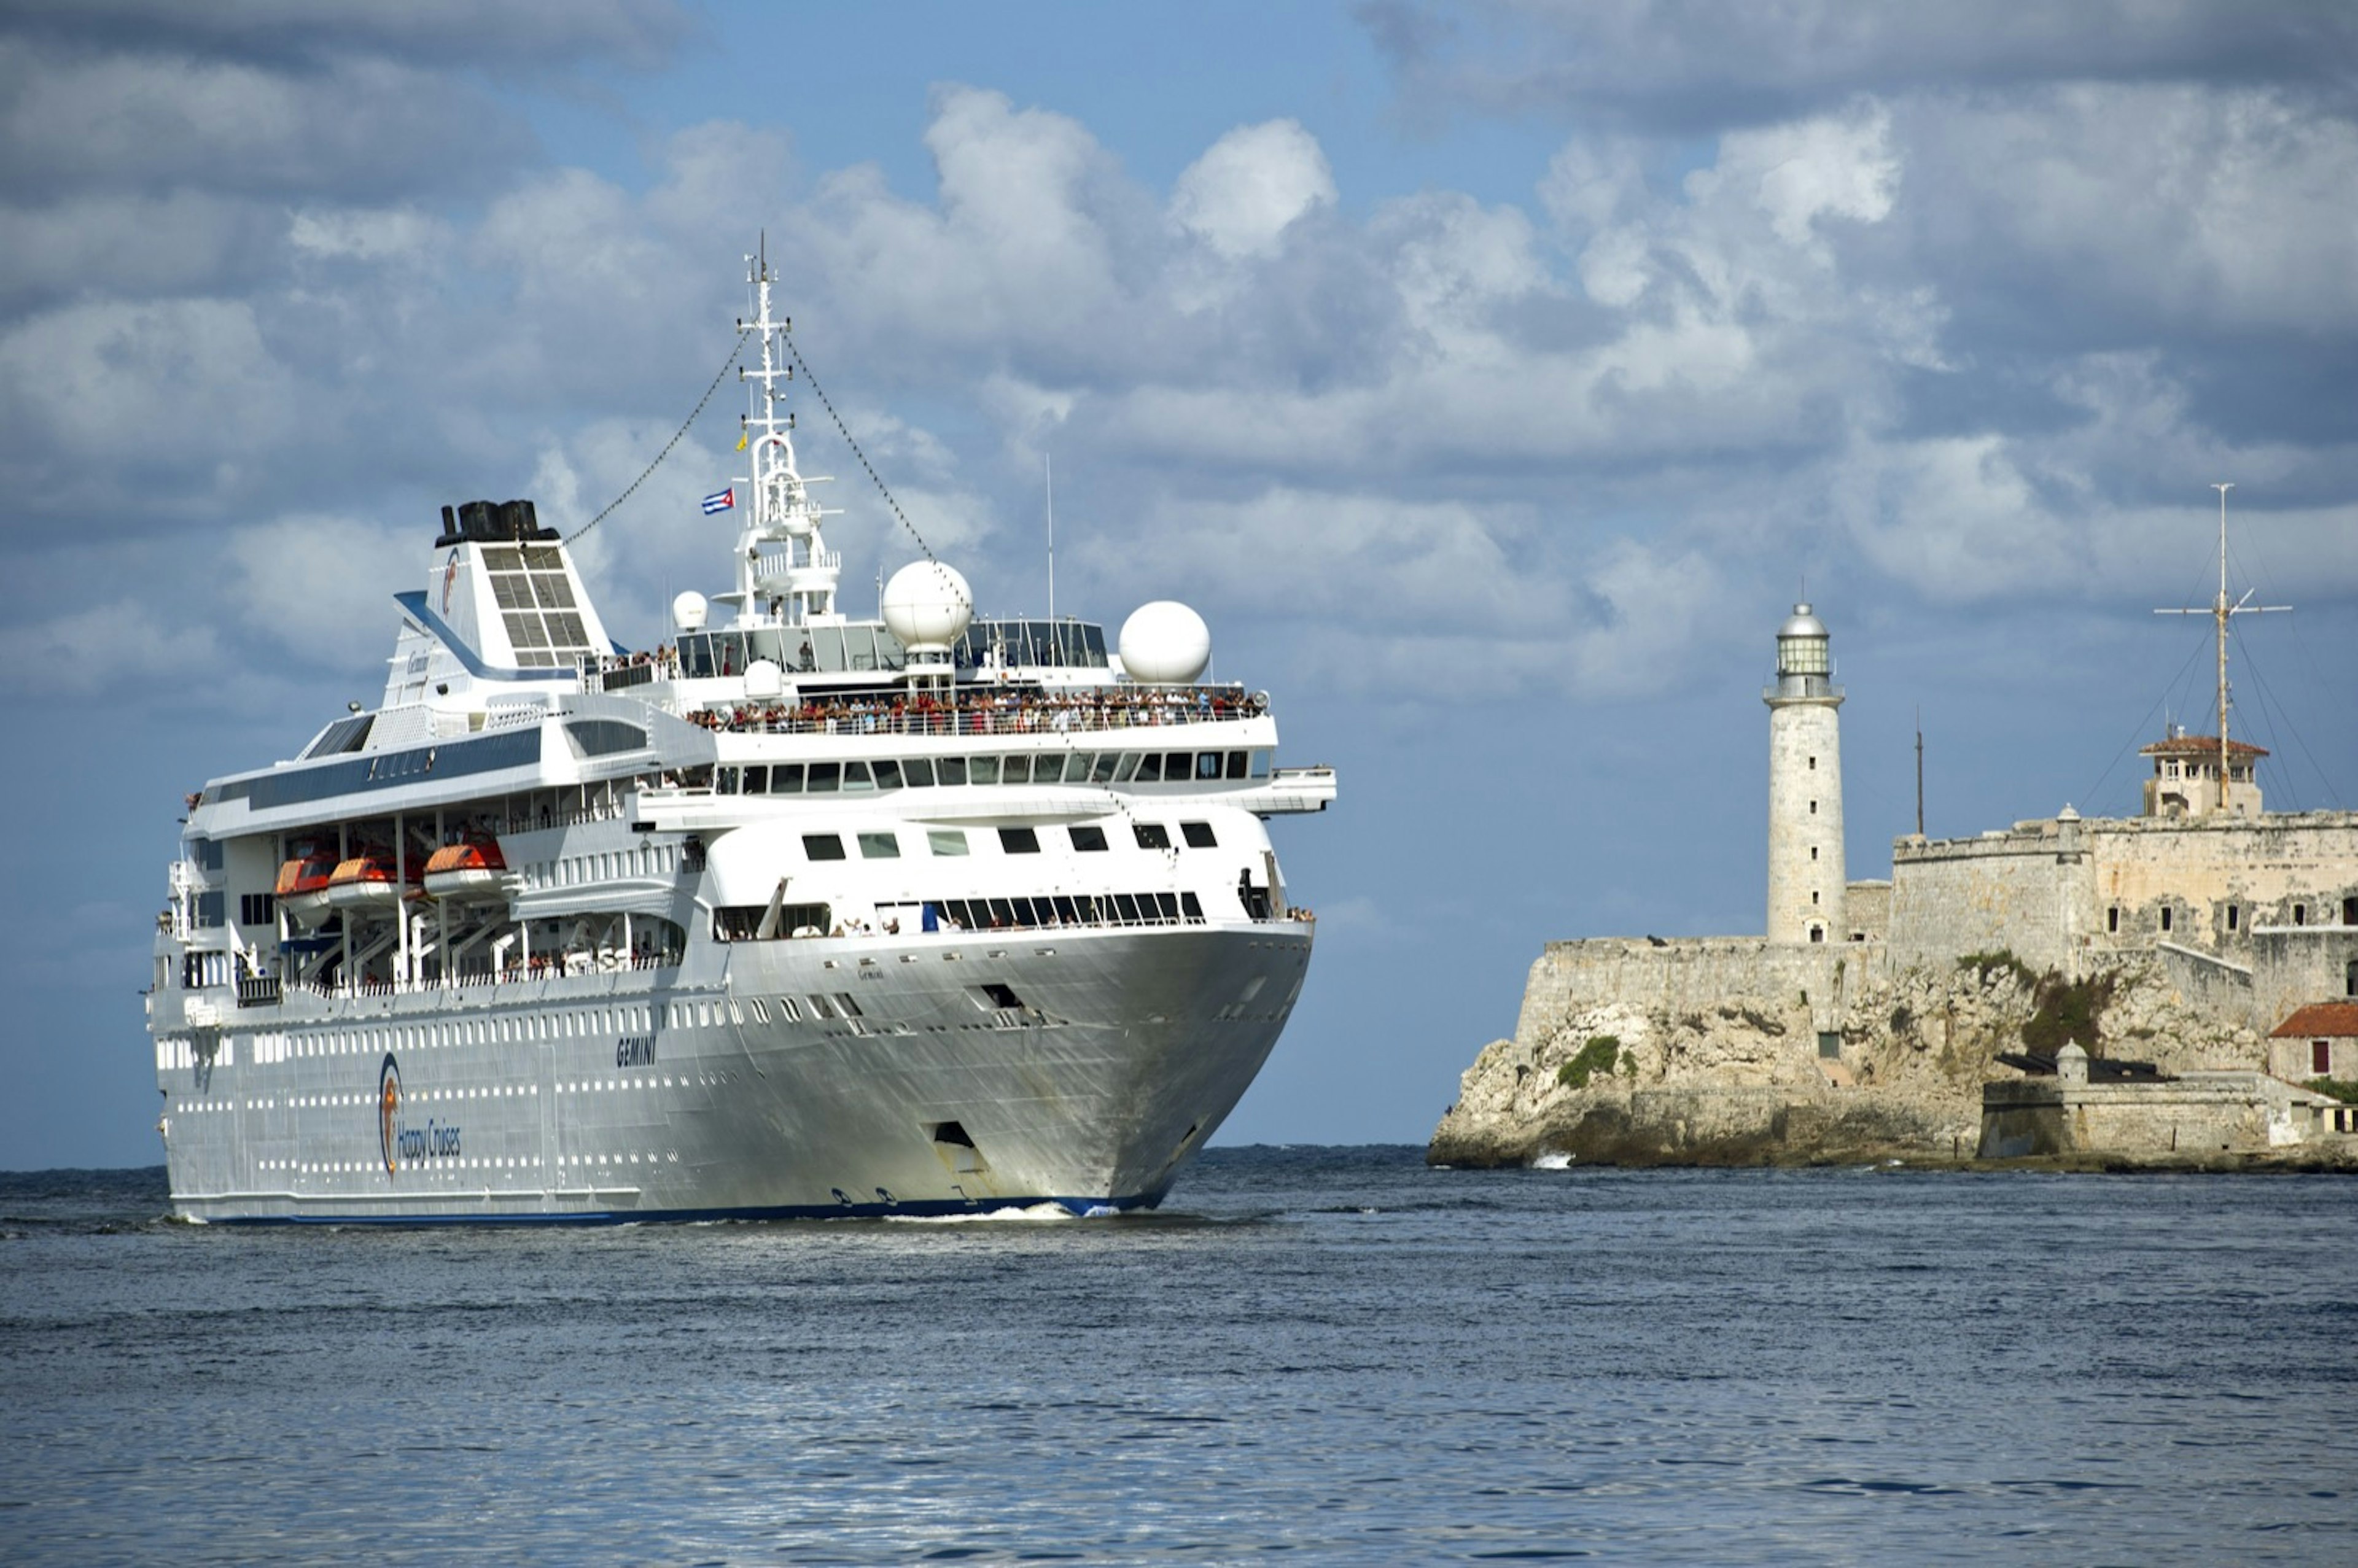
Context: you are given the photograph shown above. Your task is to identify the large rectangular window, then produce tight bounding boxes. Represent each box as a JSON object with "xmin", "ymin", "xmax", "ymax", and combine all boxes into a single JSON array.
[
  {"xmin": 927, "ymin": 829, "xmax": 968, "ymax": 856},
  {"xmin": 1181, "ymin": 821, "xmax": 1218, "ymax": 849},
  {"xmin": 998, "ymin": 826, "xmax": 1041, "ymax": 855},
  {"xmin": 803, "ymin": 834, "xmax": 846, "ymax": 861},
  {"xmin": 1069, "ymin": 825, "xmax": 1109, "ymax": 852},
  {"xmin": 857, "ymin": 832, "xmax": 900, "ymax": 860},
  {"xmin": 1134, "ymin": 823, "xmax": 1171, "ymax": 850}
]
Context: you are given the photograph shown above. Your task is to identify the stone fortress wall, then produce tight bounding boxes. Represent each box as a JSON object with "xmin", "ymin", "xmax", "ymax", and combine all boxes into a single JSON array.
[{"xmin": 1887, "ymin": 810, "xmax": 2358, "ymax": 1026}]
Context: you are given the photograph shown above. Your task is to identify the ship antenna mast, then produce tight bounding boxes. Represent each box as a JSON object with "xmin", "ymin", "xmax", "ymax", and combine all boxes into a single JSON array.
[
  {"xmin": 727, "ymin": 234, "xmax": 837, "ymax": 629},
  {"xmin": 2154, "ymin": 482, "xmax": 2288, "ymax": 811}
]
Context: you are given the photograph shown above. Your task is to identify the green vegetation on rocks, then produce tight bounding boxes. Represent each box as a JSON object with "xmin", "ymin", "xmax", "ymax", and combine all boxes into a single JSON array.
[{"xmin": 1557, "ymin": 1035, "xmax": 1625, "ymax": 1090}]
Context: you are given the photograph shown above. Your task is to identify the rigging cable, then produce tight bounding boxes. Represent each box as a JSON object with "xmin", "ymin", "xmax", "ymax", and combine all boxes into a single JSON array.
[
  {"xmin": 779, "ymin": 328, "xmax": 958, "ymax": 596},
  {"xmin": 2233, "ymin": 618, "xmax": 2343, "ymax": 809},
  {"xmin": 2078, "ymin": 620, "xmax": 2214, "ymax": 812},
  {"xmin": 565, "ymin": 329, "xmax": 752, "ymax": 546}
]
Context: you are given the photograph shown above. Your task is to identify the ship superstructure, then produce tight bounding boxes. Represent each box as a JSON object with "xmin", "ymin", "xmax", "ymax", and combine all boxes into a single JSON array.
[{"xmin": 148, "ymin": 252, "xmax": 1335, "ymax": 1222}]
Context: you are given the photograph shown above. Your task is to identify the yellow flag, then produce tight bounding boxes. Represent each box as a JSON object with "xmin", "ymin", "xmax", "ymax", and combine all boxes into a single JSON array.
[{"xmin": 735, "ymin": 429, "xmax": 749, "ymax": 452}]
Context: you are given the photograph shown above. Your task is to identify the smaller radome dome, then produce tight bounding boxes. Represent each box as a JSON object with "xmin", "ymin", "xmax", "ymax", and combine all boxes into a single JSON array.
[
  {"xmin": 1119, "ymin": 601, "xmax": 1212, "ymax": 685},
  {"xmin": 881, "ymin": 560, "xmax": 973, "ymax": 649},
  {"xmin": 1778, "ymin": 603, "xmax": 1828, "ymax": 640},
  {"xmin": 671, "ymin": 591, "xmax": 708, "ymax": 633}
]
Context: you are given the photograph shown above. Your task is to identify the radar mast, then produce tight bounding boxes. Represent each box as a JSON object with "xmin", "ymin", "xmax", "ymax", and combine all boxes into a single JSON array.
[{"xmin": 721, "ymin": 236, "xmax": 839, "ymax": 628}]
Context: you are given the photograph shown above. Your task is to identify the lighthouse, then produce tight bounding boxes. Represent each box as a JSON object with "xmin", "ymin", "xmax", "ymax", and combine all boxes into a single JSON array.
[{"xmin": 1766, "ymin": 604, "xmax": 1845, "ymax": 944}]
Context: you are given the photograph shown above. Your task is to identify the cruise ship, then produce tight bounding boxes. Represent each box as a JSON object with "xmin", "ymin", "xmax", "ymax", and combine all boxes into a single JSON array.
[{"xmin": 147, "ymin": 254, "xmax": 1335, "ymax": 1223}]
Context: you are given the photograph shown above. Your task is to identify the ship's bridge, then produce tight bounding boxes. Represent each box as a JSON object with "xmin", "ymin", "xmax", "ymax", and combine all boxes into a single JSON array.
[{"xmin": 674, "ymin": 617, "xmax": 1111, "ymax": 680}]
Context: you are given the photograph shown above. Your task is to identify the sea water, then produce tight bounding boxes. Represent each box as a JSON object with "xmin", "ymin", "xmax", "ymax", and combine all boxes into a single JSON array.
[{"xmin": 2, "ymin": 1148, "xmax": 2352, "ymax": 1564}]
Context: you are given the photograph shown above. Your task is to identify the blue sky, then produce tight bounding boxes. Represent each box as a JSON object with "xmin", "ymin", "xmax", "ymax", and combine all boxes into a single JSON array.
[{"xmin": 3, "ymin": 0, "xmax": 2354, "ymax": 1168}]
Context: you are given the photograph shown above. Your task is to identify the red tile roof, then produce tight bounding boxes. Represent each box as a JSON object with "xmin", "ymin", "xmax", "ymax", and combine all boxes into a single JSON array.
[
  {"xmin": 2271, "ymin": 1002, "xmax": 2358, "ymax": 1038},
  {"xmin": 2141, "ymin": 734, "xmax": 2268, "ymax": 759}
]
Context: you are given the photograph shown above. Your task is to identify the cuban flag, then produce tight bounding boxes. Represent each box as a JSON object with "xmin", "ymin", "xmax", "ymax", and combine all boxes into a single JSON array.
[{"xmin": 701, "ymin": 487, "xmax": 735, "ymax": 515}]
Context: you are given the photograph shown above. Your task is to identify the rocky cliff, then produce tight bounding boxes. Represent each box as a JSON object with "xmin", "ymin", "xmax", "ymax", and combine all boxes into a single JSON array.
[{"xmin": 1428, "ymin": 949, "xmax": 2267, "ymax": 1167}]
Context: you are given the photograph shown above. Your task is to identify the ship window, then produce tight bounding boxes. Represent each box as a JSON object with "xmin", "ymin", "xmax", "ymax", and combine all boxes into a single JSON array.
[
  {"xmin": 987, "ymin": 898, "xmax": 1016, "ymax": 927},
  {"xmin": 1113, "ymin": 753, "xmax": 1141, "ymax": 782},
  {"xmin": 1181, "ymin": 821, "xmax": 1217, "ymax": 849},
  {"xmin": 1054, "ymin": 753, "xmax": 1086, "ymax": 783},
  {"xmin": 806, "ymin": 762, "xmax": 841, "ymax": 794},
  {"xmin": 1197, "ymin": 753, "xmax": 1224, "ymax": 781},
  {"xmin": 1250, "ymin": 751, "xmax": 1271, "ymax": 779},
  {"xmin": 1094, "ymin": 754, "xmax": 1120, "ymax": 783},
  {"xmin": 927, "ymin": 829, "xmax": 969, "ymax": 857},
  {"xmin": 901, "ymin": 758, "xmax": 935, "ymax": 788},
  {"xmin": 1054, "ymin": 895, "xmax": 1081, "ymax": 924},
  {"xmin": 978, "ymin": 983, "xmax": 1022, "ymax": 1010},
  {"xmin": 1165, "ymin": 752, "xmax": 1191, "ymax": 779},
  {"xmin": 858, "ymin": 833, "xmax": 900, "ymax": 860},
  {"xmin": 1115, "ymin": 894, "xmax": 1142, "ymax": 923},
  {"xmin": 970, "ymin": 756, "xmax": 1000, "ymax": 785},
  {"xmin": 937, "ymin": 757, "xmax": 967, "ymax": 786},
  {"xmin": 835, "ymin": 993, "xmax": 863, "ymax": 1018},
  {"xmin": 842, "ymin": 762, "xmax": 875, "ymax": 793},
  {"xmin": 742, "ymin": 765, "xmax": 769, "ymax": 795},
  {"xmin": 715, "ymin": 766, "xmax": 739, "ymax": 794},
  {"xmin": 1134, "ymin": 753, "xmax": 1162, "ymax": 783},
  {"xmin": 1134, "ymin": 823, "xmax": 1172, "ymax": 850},
  {"xmin": 807, "ymin": 994, "xmax": 838, "ymax": 1019},
  {"xmin": 1000, "ymin": 755, "xmax": 1032, "ymax": 785},
  {"xmin": 1225, "ymin": 752, "xmax": 1247, "ymax": 779},
  {"xmin": 873, "ymin": 760, "xmax": 903, "ymax": 791},
  {"xmin": 239, "ymin": 893, "xmax": 276, "ymax": 926},
  {"xmin": 803, "ymin": 834, "xmax": 846, "ymax": 861},
  {"xmin": 1070, "ymin": 825, "xmax": 1109, "ymax": 852},
  {"xmin": 998, "ymin": 826, "xmax": 1041, "ymax": 855}
]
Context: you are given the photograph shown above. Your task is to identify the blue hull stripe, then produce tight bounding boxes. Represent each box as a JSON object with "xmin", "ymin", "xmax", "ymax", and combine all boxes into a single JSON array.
[{"xmin": 200, "ymin": 1192, "xmax": 1162, "ymax": 1227}]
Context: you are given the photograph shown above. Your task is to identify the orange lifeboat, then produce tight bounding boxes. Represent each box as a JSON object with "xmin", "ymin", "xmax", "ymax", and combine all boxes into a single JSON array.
[
  {"xmin": 274, "ymin": 853, "xmax": 337, "ymax": 928},
  {"xmin": 422, "ymin": 839, "xmax": 512, "ymax": 902},
  {"xmin": 324, "ymin": 850, "xmax": 405, "ymax": 913}
]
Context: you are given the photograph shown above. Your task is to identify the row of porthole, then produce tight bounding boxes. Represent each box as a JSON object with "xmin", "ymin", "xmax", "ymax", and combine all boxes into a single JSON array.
[{"xmin": 556, "ymin": 1074, "xmax": 736, "ymax": 1093}]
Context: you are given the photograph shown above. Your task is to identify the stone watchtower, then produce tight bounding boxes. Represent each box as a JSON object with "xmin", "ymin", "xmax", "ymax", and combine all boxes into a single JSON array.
[{"xmin": 1765, "ymin": 604, "xmax": 1845, "ymax": 944}]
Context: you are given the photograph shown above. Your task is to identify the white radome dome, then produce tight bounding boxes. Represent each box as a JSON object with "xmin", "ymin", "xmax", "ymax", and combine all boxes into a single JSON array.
[
  {"xmin": 1119, "ymin": 600, "xmax": 1212, "ymax": 685},
  {"xmin": 671, "ymin": 591, "xmax": 708, "ymax": 633},
  {"xmin": 881, "ymin": 560, "xmax": 973, "ymax": 649}
]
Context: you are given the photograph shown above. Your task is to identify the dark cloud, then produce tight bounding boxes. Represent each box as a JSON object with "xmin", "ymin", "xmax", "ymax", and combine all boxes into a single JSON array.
[
  {"xmin": 1358, "ymin": 0, "xmax": 2358, "ymax": 132},
  {"xmin": 0, "ymin": 0, "xmax": 690, "ymax": 73}
]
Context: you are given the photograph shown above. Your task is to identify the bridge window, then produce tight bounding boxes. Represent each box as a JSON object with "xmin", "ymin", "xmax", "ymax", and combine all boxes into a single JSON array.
[
  {"xmin": 857, "ymin": 833, "xmax": 900, "ymax": 860},
  {"xmin": 1180, "ymin": 821, "xmax": 1217, "ymax": 849},
  {"xmin": 998, "ymin": 826, "xmax": 1041, "ymax": 855},
  {"xmin": 927, "ymin": 829, "xmax": 968, "ymax": 857},
  {"xmin": 1069, "ymin": 825, "xmax": 1109, "ymax": 852},
  {"xmin": 1134, "ymin": 823, "xmax": 1171, "ymax": 850},
  {"xmin": 802, "ymin": 834, "xmax": 846, "ymax": 862}
]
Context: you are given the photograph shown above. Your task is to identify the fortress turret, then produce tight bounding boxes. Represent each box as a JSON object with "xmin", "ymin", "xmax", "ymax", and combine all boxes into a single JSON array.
[{"xmin": 1765, "ymin": 604, "xmax": 1845, "ymax": 943}]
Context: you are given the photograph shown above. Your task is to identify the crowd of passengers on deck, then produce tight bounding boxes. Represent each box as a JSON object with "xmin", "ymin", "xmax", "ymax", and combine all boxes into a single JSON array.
[{"xmin": 683, "ymin": 685, "xmax": 1269, "ymax": 735}]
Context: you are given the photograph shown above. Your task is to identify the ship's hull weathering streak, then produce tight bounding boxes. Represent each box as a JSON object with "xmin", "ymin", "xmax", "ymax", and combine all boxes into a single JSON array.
[{"xmin": 149, "ymin": 248, "xmax": 1335, "ymax": 1222}]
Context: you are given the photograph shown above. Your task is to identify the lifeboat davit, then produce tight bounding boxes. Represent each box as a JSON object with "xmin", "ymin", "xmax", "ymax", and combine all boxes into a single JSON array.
[
  {"xmin": 274, "ymin": 854, "xmax": 337, "ymax": 929},
  {"xmin": 422, "ymin": 839, "xmax": 512, "ymax": 902},
  {"xmin": 324, "ymin": 852, "xmax": 405, "ymax": 913}
]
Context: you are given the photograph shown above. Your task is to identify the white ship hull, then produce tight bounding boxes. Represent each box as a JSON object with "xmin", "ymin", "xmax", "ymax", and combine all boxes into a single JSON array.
[{"xmin": 157, "ymin": 923, "xmax": 1310, "ymax": 1222}]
